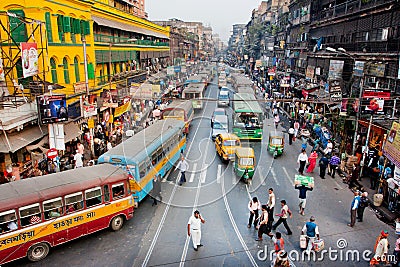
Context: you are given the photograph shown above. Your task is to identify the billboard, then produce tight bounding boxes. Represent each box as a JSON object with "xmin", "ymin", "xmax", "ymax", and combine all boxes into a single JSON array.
[
  {"xmin": 37, "ymin": 95, "xmax": 68, "ymax": 124},
  {"xmin": 383, "ymin": 122, "xmax": 400, "ymax": 168},
  {"xmin": 328, "ymin": 60, "xmax": 344, "ymax": 80},
  {"xmin": 21, "ymin": 42, "xmax": 39, "ymax": 78}
]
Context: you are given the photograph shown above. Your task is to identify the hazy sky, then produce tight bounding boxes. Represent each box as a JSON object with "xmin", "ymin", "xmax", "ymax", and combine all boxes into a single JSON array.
[{"xmin": 146, "ymin": 0, "xmax": 260, "ymax": 42}]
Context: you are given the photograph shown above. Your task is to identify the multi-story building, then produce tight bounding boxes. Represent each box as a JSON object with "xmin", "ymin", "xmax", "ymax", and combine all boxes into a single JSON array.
[{"xmin": 0, "ymin": 0, "xmax": 170, "ymax": 179}]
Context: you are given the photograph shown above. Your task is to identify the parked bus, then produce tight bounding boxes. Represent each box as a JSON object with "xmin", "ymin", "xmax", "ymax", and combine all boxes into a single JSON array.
[
  {"xmin": 182, "ymin": 82, "xmax": 206, "ymax": 110},
  {"xmin": 98, "ymin": 119, "xmax": 186, "ymax": 203},
  {"xmin": 161, "ymin": 100, "xmax": 194, "ymax": 134},
  {"xmin": 232, "ymin": 93, "xmax": 264, "ymax": 140},
  {"xmin": 0, "ymin": 164, "xmax": 134, "ymax": 265}
]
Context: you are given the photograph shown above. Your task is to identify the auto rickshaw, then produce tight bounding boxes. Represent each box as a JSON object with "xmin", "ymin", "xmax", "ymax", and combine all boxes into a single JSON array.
[
  {"xmin": 234, "ymin": 147, "xmax": 255, "ymax": 183},
  {"xmin": 267, "ymin": 132, "xmax": 284, "ymax": 158}
]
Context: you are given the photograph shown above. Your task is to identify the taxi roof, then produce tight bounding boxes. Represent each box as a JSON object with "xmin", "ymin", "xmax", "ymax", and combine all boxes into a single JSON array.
[{"xmin": 217, "ymin": 132, "xmax": 240, "ymax": 140}]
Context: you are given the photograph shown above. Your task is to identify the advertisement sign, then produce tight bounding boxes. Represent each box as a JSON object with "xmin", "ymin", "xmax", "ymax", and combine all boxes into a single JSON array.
[
  {"xmin": 366, "ymin": 63, "xmax": 386, "ymax": 77},
  {"xmin": 353, "ymin": 61, "xmax": 365, "ymax": 77},
  {"xmin": 0, "ymin": 58, "xmax": 5, "ymax": 81},
  {"xmin": 328, "ymin": 79, "xmax": 342, "ymax": 102},
  {"xmin": 37, "ymin": 95, "xmax": 68, "ymax": 124},
  {"xmin": 83, "ymin": 104, "xmax": 97, "ymax": 118},
  {"xmin": 67, "ymin": 101, "xmax": 81, "ymax": 119},
  {"xmin": 21, "ymin": 42, "xmax": 39, "ymax": 78},
  {"xmin": 114, "ymin": 100, "xmax": 131, "ymax": 118},
  {"xmin": 362, "ymin": 91, "xmax": 390, "ymax": 100},
  {"xmin": 383, "ymin": 122, "xmax": 400, "ymax": 168},
  {"xmin": 328, "ymin": 60, "xmax": 344, "ymax": 80},
  {"xmin": 73, "ymin": 81, "xmax": 87, "ymax": 94},
  {"xmin": 167, "ymin": 66, "xmax": 174, "ymax": 75},
  {"xmin": 131, "ymin": 83, "xmax": 153, "ymax": 99},
  {"xmin": 306, "ymin": 65, "xmax": 315, "ymax": 79}
]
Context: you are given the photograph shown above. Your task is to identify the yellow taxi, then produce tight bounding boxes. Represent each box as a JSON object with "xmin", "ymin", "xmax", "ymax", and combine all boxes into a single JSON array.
[{"xmin": 215, "ymin": 133, "xmax": 241, "ymax": 162}]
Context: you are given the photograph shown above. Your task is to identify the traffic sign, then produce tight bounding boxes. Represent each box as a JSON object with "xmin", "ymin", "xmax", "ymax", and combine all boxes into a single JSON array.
[{"xmin": 46, "ymin": 148, "xmax": 58, "ymax": 159}]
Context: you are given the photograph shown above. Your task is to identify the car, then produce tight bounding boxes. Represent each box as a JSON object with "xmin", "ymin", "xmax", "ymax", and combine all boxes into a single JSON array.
[
  {"xmin": 218, "ymin": 91, "xmax": 230, "ymax": 107},
  {"xmin": 211, "ymin": 108, "xmax": 226, "ymax": 127},
  {"xmin": 211, "ymin": 115, "xmax": 228, "ymax": 141},
  {"xmin": 215, "ymin": 133, "xmax": 241, "ymax": 162}
]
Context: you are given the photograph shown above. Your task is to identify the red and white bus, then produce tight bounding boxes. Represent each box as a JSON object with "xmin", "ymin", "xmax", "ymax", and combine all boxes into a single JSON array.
[{"xmin": 0, "ymin": 163, "xmax": 134, "ymax": 264}]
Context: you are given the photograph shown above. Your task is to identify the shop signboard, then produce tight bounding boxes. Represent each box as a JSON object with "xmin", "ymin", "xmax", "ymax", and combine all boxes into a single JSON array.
[
  {"xmin": 114, "ymin": 100, "xmax": 131, "ymax": 118},
  {"xmin": 87, "ymin": 118, "xmax": 95, "ymax": 129},
  {"xmin": 73, "ymin": 81, "xmax": 87, "ymax": 94},
  {"xmin": 37, "ymin": 94, "xmax": 68, "ymax": 124},
  {"xmin": 167, "ymin": 66, "xmax": 174, "ymax": 75},
  {"xmin": 328, "ymin": 60, "xmax": 344, "ymax": 80},
  {"xmin": 174, "ymin": 66, "xmax": 181, "ymax": 73},
  {"xmin": 366, "ymin": 63, "xmax": 386, "ymax": 77},
  {"xmin": 328, "ymin": 79, "xmax": 342, "ymax": 102},
  {"xmin": 21, "ymin": 42, "xmax": 38, "ymax": 78},
  {"xmin": 353, "ymin": 61, "xmax": 365, "ymax": 77},
  {"xmin": 383, "ymin": 122, "xmax": 400, "ymax": 168},
  {"xmin": 306, "ymin": 65, "xmax": 315, "ymax": 79},
  {"xmin": 83, "ymin": 104, "xmax": 97, "ymax": 118}
]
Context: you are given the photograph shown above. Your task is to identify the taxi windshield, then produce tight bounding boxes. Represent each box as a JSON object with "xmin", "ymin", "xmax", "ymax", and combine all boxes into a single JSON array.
[{"xmin": 224, "ymin": 140, "xmax": 239, "ymax": 146}]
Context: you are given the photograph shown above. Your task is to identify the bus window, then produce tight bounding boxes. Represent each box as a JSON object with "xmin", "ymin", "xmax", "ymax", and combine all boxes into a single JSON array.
[
  {"xmin": 104, "ymin": 185, "xmax": 110, "ymax": 202},
  {"xmin": 85, "ymin": 187, "xmax": 102, "ymax": 208},
  {"xmin": 0, "ymin": 210, "xmax": 18, "ymax": 233},
  {"xmin": 19, "ymin": 204, "xmax": 41, "ymax": 227},
  {"xmin": 65, "ymin": 192, "xmax": 83, "ymax": 213},
  {"xmin": 43, "ymin": 197, "xmax": 63, "ymax": 220},
  {"xmin": 112, "ymin": 183, "xmax": 125, "ymax": 199}
]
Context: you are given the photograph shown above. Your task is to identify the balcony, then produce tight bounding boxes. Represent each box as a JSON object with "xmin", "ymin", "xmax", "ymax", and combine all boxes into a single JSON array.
[{"xmin": 94, "ymin": 34, "xmax": 169, "ymax": 47}]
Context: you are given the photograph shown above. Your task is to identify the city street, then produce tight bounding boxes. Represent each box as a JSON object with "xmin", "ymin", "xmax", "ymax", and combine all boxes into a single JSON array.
[{"xmin": 9, "ymin": 79, "xmax": 396, "ymax": 267}]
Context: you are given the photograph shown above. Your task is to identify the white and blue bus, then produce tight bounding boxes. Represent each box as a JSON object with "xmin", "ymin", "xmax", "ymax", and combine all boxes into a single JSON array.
[{"xmin": 98, "ymin": 119, "xmax": 186, "ymax": 203}]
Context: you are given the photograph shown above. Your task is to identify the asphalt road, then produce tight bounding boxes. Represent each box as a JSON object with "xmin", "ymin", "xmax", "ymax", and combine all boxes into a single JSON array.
[{"xmin": 10, "ymin": 76, "xmax": 396, "ymax": 267}]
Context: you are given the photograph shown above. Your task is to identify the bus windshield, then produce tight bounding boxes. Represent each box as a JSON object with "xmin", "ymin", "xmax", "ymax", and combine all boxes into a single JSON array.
[{"xmin": 224, "ymin": 140, "xmax": 240, "ymax": 146}]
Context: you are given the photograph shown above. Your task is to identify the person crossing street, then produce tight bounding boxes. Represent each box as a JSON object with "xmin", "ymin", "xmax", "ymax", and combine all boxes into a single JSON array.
[
  {"xmin": 176, "ymin": 155, "xmax": 189, "ymax": 186},
  {"xmin": 301, "ymin": 216, "xmax": 320, "ymax": 255},
  {"xmin": 187, "ymin": 210, "xmax": 205, "ymax": 251},
  {"xmin": 272, "ymin": 200, "xmax": 293, "ymax": 235}
]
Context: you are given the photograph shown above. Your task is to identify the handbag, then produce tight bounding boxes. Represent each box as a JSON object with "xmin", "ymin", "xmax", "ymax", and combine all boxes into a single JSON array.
[
  {"xmin": 313, "ymin": 239, "xmax": 325, "ymax": 252},
  {"xmin": 300, "ymin": 235, "xmax": 307, "ymax": 249}
]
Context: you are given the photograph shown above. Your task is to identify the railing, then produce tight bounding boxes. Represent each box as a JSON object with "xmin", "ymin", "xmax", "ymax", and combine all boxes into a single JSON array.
[{"xmin": 94, "ymin": 34, "xmax": 169, "ymax": 47}]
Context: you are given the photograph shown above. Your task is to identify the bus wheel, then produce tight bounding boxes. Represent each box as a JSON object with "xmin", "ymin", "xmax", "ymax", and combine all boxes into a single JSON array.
[
  {"xmin": 110, "ymin": 215, "xmax": 124, "ymax": 231},
  {"xmin": 27, "ymin": 242, "xmax": 50, "ymax": 262}
]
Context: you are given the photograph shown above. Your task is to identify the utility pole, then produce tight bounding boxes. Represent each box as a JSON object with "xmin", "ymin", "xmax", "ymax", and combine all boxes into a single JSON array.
[{"xmin": 82, "ymin": 36, "xmax": 89, "ymax": 97}]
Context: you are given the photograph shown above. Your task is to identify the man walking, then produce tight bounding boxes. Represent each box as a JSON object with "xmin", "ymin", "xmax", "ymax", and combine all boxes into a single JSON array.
[
  {"xmin": 328, "ymin": 153, "xmax": 341, "ymax": 178},
  {"xmin": 301, "ymin": 216, "xmax": 320, "ymax": 254},
  {"xmin": 255, "ymin": 205, "xmax": 273, "ymax": 241},
  {"xmin": 176, "ymin": 155, "xmax": 189, "ymax": 186},
  {"xmin": 272, "ymin": 200, "xmax": 293, "ymax": 235},
  {"xmin": 295, "ymin": 183, "xmax": 313, "ymax": 216},
  {"xmin": 267, "ymin": 188, "xmax": 276, "ymax": 228},
  {"xmin": 297, "ymin": 149, "xmax": 308, "ymax": 175},
  {"xmin": 187, "ymin": 210, "xmax": 205, "ymax": 251},
  {"xmin": 348, "ymin": 191, "xmax": 361, "ymax": 227},
  {"xmin": 357, "ymin": 191, "xmax": 368, "ymax": 222},
  {"xmin": 288, "ymin": 126, "xmax": 295, "ymax": 145},
  {"xmin": 151, "ymin": 174, "xmax": 162, "ymax": 206},
  {"xmin": 294, "ymin": 120, "xmax": 300, "ymax": 137},
  {"xmin": 319, "ymin": 154, "xmax": 329, "ymax": 179}
]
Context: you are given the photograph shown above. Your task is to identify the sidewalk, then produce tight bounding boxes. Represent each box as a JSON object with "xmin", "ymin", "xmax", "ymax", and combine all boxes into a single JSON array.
[{"xmin": 279, "ymin": 105, "xmax": 400, "ymax": 225}]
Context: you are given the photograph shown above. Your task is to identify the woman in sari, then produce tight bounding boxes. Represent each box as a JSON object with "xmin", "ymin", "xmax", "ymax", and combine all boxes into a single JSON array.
[{"xmin": 306, "ymin": 150, "xmax": 318, "ymax": 173}]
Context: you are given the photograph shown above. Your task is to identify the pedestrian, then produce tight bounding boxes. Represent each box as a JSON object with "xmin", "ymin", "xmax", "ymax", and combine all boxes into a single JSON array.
[
  {"xmin": 107, "ymin": 140, "xmax": 113, "ymax": 151},
  {"xmin": 272, "ymin": 232, "xmax": 285, "ymax": 253},
  {"xmin": 248, "ymin": 197, "xmax": 260, "ymax": 228},
  {"xmin": 288, "ymin": 126, "xmax": 295, "ymax": 145},
  {"xmin": 370, "ymin": 230, "xmax": 389, "ymax": 266},
  {"xmin": 319, "ymin": 154, "xmax": 329, "ymax": 179},
  {"xmin": 274, "ymin": 114, "xmax": 280, "ymax": 129},
  {"xmin": 255, "ymin": 205, "xmax": 273, "ymax": 241},
  {"xmin": 306, "ymin": 150, "xmax": 318, "ymax": 173},
  {"xmin": 151, "ymin": 174, "xmax": 162, "ymax": 206},
  {"xmin": 294, "ymin": 120, "xmax": 300, "ymax": 137},
  {"xmin": 301, "ymin": 216, "xmax": 320, "ymax": 255},
  {"xmin": 273, "ymin": 250, "xmax": 290, "ymax": 267},
  {"xmin": 267, "ymin": 188, "xmax": 276, "ymax": 228},
  {"xmin": 348, "ymin": 190, "xmax": 361, "ymax": 227},
  {"xmin": 323, "ymin": 139, "xmax": 333, "ymax": 156},
  {"xmin": 187, "ymin": 210, "xmax": 205, "ymax": 251},
  {"xmin": 73, "ymin": 150, "xmax": 83, "ymax": 168},
  {"xmin": 357, "ymin": 191, "xmax": 368, "ymax": 222},
  {"xmin": 328, "ymin": 153, "xmax": 341, "ymax": 178},
  {"xmin": 175, "ymin": 155, "xmax": 189, "ymax": 186},
  {"xmin": 297, "ymin": 149, "xmax": 308, "ymax": 175},
  {"xmin": 295, "ymin": 183, "xmax": 313, "ymax": 216},
  {"xmin": 393, "ymin": 234, "xmax": 400, "ymax": 267},
  {"xmin": 272, "ymin": 200, "xmax": 293, "ymax": 235}
]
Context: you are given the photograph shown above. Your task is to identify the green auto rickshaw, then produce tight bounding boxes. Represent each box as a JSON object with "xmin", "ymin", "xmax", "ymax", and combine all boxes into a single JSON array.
[
  {"xmin": 234, "ymin": 147, "xmax": 255, "ymax": 183},
  {"xmin": 267, "ymin": 132, "xmax": 284, "ymax": 158}
]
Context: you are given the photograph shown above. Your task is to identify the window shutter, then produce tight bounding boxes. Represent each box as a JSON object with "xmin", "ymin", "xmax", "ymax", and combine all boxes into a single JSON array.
[
  {"xmin": 8, "ymin": 10, "xmax": 27, "ymax": 42},
  {"xmin": 87, "ymin": 63, "xmax": 95, "ymax": 79},
  {"xmin": 83, "ymin": 20, "xmax": 90, "ymax": 35},
  {"xmin": 63, "ymin": 16, "xmax": 71, "ymax": 32},
  {"xmin": 45, "ymin": 12, "xmax": 53, "ymax": 42}
]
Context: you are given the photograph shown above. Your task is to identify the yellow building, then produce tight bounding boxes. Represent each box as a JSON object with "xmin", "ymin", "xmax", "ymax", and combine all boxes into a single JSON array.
[{"xmin": 0, "ymin": 0, "xmax": 170, "ymax": 104}]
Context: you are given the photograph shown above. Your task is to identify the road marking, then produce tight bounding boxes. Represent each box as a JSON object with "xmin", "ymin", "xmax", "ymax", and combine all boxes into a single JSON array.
[
  {"xmin": 271, "ymin": 169, "xmax": 280, "ymax": 186},
  {"xmin": 282, "ymin": 167, "xmax": 294, "ymax": 185},
  {"xmin": 222, "ymin": 166, "xmax": 258, "ymax": 267},
  {"xmin": 217, "ymin": 164, "xmax": 222, "ymax": 184},
  {"xmin": 200, "ymin": 163, "xmax": 208, "ymax": 183},
  {"xmin": 257, "ymin": 166, "xmax": 266, "ymax": 186},
  {"xmin": 189, "ymin": 163, "xmax": 197, "ymax": 183}
]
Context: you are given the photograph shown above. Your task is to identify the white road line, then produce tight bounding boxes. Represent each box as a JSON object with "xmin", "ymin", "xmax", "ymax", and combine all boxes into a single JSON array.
[
  {"xmin": 200, "ymin": 163, "xmax": 208, "ymax": 183},
  {"xmin": 141, "ymin": 97, "xmax": 206, "ymax": 267},
  {"xmin": 257, "ymin": 166, "xmax": 266, "ymax": 186},
  {"xmin": 189, "ymin": 163, "xmax": 198, "ymax": 183},
  {"xmin": 271, "ymin": 169, "xmax": 280, "ymax": 186},
  {"xmin": 282, "ymin": 167, "xmax": 294, "ymax": 185},
  {"xmin": 217, "ymin": 164, "xmax": 222, "ymax": 184},
  {"xmin": 222, "ymin": 166, "xmax": 258, "ymax": 267}
]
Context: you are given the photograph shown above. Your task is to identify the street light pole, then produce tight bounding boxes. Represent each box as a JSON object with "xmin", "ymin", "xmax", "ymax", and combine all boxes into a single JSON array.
[{"xmin": 82, "ymin": 36, "xmax": 89, "ymax": 97}]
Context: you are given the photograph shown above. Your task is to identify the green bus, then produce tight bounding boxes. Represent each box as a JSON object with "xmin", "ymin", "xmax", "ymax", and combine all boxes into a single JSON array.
[{"xmin": 232, "ymin": 93, "xmax": 263, "ymax": 140}]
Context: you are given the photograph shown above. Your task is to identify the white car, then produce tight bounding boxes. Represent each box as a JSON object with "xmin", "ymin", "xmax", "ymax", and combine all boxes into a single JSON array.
[{"xmin": 211, "ymin": 115, "xmax": 228, "ymax": 140}]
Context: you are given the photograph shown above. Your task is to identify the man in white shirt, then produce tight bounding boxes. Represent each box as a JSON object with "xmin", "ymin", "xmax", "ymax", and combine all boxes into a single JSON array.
[
  {"xmin": 187, "ymin": 210, "xmax": 205, "ymax": 251},
  {"xmin": 288, "ymin": 127, "xmax": 295, "ymax": 145},
  {"xmin": 176, "ymin": 155, "xmax": 189, "ymax": 186},
  {"xmin": 324, "ymin": 139, "xmax": 333, "ymax": 156},
  {"xmin": 297, "ymin": 149, "xmax": 309, "ymax": 175},
  {"xmin": 74, "ymin": 150, "xmax": 83, "ymax": 168},
  {"xmin": 267, "ymin": 188, "xmax": 276, "ymax": 227}
]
